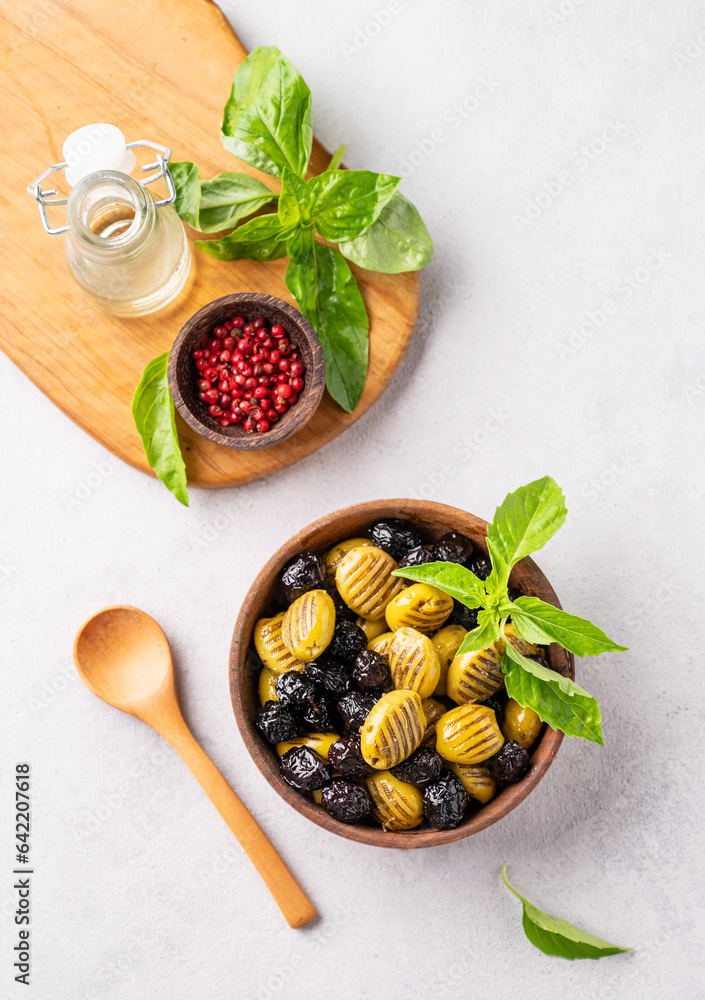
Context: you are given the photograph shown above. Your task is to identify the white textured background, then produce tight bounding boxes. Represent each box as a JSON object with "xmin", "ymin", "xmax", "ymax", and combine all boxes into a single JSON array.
[{"xmin": 2, "ymin": 1, "xmax": 704, "ymax": 997}]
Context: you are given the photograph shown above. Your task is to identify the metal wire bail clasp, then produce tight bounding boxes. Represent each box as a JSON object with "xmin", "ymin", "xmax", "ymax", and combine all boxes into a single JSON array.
[{"xmin": 27, "ymin": 136, "xmax": 178, "ymax": 236}]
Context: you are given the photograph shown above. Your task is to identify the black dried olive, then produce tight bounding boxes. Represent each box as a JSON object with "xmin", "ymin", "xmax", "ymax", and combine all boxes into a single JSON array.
[
  {"xmin": 255, "ymin": 701, "xmax": 298, "ymax": 744},
  {"xmin": 448, "ymin": 600, "xmax": 480, "ymax": 631},
  {"xmin": 431, "ymin": 531, "xmax": 475, "ymax": 564},
  {"xmin": 486, "ymin": 740, "xmax": 530, "ymax": 783},
  {"xmin": 280, "ymin": 551, "xmax": 325, "ymax": 603},
  {"xmin": 328, "ymin": 618, "xmax": 367, "ymax": 662},
  {"xmin": 507, "ymin": 585, "xmax": 525, "ymax": 603},
  {"xmin": 321, "ymin": 778, "xmax": 373, "ymax": 823},
  {"xmin": 423, "ymin": 771, "xmax": 468, "ymax": 830},
  {"xmin": 529, "ymin": 654, "xmax": 550, "ymax": 669},
  {"xmin": 280, "ymin": 746, "xmax": 332, "ymax": 792},
  {"xmin": 328, "ymin": 588, "xmax": 356, "ymax": 621},
  {"xmin": 275, "ymin": 671, "xmax": 317, "ymax": 709},
  {"xmin": 328, "ymin": 734, "xmax": 374, "ymax": 778},
  {"xmin": 337, "ymin": 691, "xmax": 377, "ymax": 733},
  {"xmin": 397, "ymin": 545, "xmax": 434, "ymax": 571},
  {"xmin": 483, "ymin": 691, "xmax": 508, "ymax": 723},
  {"xmin": 301, "ymin": 660, "xmax": 352, "ymax": 697},
  {"xmin": 352, "ymin": 650, "xmax": 392, "ymax": 692},
  {"xmin": 390, "ymin": 746, "xmax": 443, "ymax": 786},
  {"xmin": 467, "ymin": 552, "xmax": 491, "ymax": 580},
  {"xmin": 299, "ymin": 691, "xmax": 338, "ymax": 732},
  {"xmin": 368, "ymin": 518, "xmax": 424, "ymax": 560}
]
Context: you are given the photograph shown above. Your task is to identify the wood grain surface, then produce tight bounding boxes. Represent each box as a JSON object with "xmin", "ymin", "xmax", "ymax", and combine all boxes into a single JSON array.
[
  {"xmin": 229, "ymin": 500, "xmax": 574, "ymax": 850},
  {"xmin": 0, "ymin": 0, "xmax": 420, "ymax": 488}
]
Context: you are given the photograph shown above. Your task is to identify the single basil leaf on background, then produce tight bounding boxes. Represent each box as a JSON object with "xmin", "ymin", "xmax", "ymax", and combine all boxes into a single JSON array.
[
  {"xmin": 391, "ymin": 561, "xmax": 486, "ymax": 609},
  {"xmin": 131, "ymin": 353, "xmax": 188, "ymax": 506},
  {"xmin": 170, "ymin": 161, "xmax": 201, "ymax": 229},
  {"xmin": 455, "ymin": 617, "xmax": 500, "ymax": 656},
  {"xmin": 308, "ymin": 169, "xmax": 400, "ymax": 242},
  {"xmin": 486, "ymin": 477, "xmax": 567, "ymax": 584},
  {"xmin": 278, "ymin": 167, "xmax": 316, "ymax": 228},
  {"xmin": 196, "ymin": 214, "xmax": 289, "ymax": 261},
  {"xmin": 337, "ymin": 192, "xmax": 433, "ymax": 273},
  {"xmin": 511, "ymin": 596, "xmax": 628, "ymax": 657},
  {"xmin": 221, "ymin": 45, "xmax": 312, "ymax": 178},
  {"xmin": 502, "ymin": 641, "xmax": 603, "ymax": 744},
  {"xmin": 327, "ymin": 143, "xmax": 347, "ymax": 172},
  {"xmin": 170, "ymin": 163, "xmax": 274, "ymax": 232},
  {"xmin": 501, "ymin": 866, "xmax": 631, "ymax": 959},
  {"xmin": 285, "ymin": 234, "xmax": 369, "ymax": 412}
]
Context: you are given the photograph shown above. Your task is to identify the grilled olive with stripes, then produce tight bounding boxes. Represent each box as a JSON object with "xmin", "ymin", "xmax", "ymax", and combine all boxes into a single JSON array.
[
  {"xmin": 254, "ymin": 613, "xmax": 307, "ymax": 675},
  {"xmin": 504, "ymin": 622, "xmax": 540, "ymax": 658},
  {"xmin": 281, "ymin": 589, "xmax": 335, "ymax": 662},
  {"xmin": 325, "ymin": 537, "xmax": 374, "ymax": 579},
  {"xmin": 368, "ymin": 631, "xmax": 395, "ymax": 658},
  {"xmin": 501, "ymin": 698, "xmax": 543, "ymax": 749},
  {"xmin": 384, "ymin": 583, "xmax": 454, "ymax": 634},
  {"xmin": 448, "ymin": 763, "xmax": 497, "ymax": 804},
  {"xmin": 335, "ymin": 545, "xmax": 404, "ymax": 621},
  {"xmin": 431, "ymin": 624, "xmax": 467, "ymax": 696},
  {"xmin": 388, "ymin": 627, "xmax": 441, "ymax": 698},
  {"xmin": 360, "ymin": 689, "xmax": 427, "ymax": 769},
  {"xmin": 258, "ymin": 667, "xmax": 279, "ymax": 705},
  {"xmin": 276, "ymin": 731, "xmax": 340, "ymax": 761},
  {"xmin": 446, "ymin": 641, "xmax": 504, "ymax": 704},
  {"xmin": 421, "ymin": 697, "xmax": 445, "ymax": 745},
  {"xmin": 435, "ymin": 705, "xmax": 505, "ymax": 764},
  {"xmin": 366, "ymin": 770, "xmax": 424, "ymax": 831}
]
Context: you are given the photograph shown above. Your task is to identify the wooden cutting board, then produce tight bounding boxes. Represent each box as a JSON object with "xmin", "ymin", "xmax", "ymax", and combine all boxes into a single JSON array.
[{"xmin": 0, "ymin": 0, "xmax": 419, "ymax": 488}]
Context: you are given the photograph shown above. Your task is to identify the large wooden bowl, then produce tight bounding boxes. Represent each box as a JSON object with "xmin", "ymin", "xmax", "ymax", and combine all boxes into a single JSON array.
[{"xmin": 229, "ymin": 499, "xmax": 574, "ymax": 849}]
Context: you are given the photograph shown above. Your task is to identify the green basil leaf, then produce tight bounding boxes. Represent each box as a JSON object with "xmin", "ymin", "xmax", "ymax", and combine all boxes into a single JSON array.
[
  {"xmin": 455, "ymin": 617, "xmax": 500, "ymax": 656},
  {"xmin": 131, "ymin": 353, "xmax": 188, "ymax": 506},
  {"xmin": 391, "ymin": 561, "xmax": 486, "ymax": 609},
  {"xmin": 487, "ymin": 477, "xmax": 567, "ymax": 583},
  {"xmin": 221, "ymin": 45, "xmax": 312, "ymax": 178},
  {"xmin": 501, "ymin": 867, "xmax": 631, "ymax": 959},
  {"xmin": 327, "ymin": 143, "xmax": 347, "ymax": 172},
  {"xmin": 308, "ymin": 169, "xmax": 400, "ymax": 242},
  {"xmin": 195, "ymin": 214, "xmax": 289, "ymax": 261},
  {"xmin": 278, "ymin": 167, "xmax": 315, "ymax": 228},
  {"xmin": 338, "ymin": 192, "xmax": 433, "ymax": 273},
  {"xmin": 170, "ymin": 162, "xmax": 274, "ymax": 232},
  {"xmin": 503, "ymin": 643, "xmax": 603, "ymax": 744},
  {"xmin": 170, "ymin": 161, "xmax": 201, "ymax": 229},
  {"xmin": 285, "ymin": 235, "xmax": 369, "ymax": 411},
  {"xmin": 512, "ymin": 597, "xmax": 628, "ymax": 657}
]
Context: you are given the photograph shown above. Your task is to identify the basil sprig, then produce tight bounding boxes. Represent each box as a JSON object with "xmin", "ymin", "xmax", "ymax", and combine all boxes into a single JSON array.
[
  {"xmin": 131, "ymin": 353, "xmax": 188, "ymax": 506},
  {"xmin": 393, "ymin": 477, "xmax": 627, "ymax": 744},
  {"xmin": 169, "ymin": 44, "xmax": 433, "ymax": 413},
  {"xmin": 501, "ymin": 867, "xmax": 631, "ymax": 959}
]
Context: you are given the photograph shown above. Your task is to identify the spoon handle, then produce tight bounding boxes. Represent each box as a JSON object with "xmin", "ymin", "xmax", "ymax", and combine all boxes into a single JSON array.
[{"xmin": 160, "ymin": 717, "xmax": 317, "ymax": 929}]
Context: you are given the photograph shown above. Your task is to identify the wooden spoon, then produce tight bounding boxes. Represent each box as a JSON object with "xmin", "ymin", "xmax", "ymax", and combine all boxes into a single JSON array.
[{"xmin": 73, "ymin": 605, "xmax": 316, "ymax": 929}]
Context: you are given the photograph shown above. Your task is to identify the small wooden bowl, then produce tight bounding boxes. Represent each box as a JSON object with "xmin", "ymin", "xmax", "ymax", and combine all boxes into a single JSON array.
[
  {"xmin": 229, "ymin": 499, "xmax": 574, "ymax": 849},
  {"xmin": 168, "ymin": 293, "xmax": 325, "ymax": 450}
]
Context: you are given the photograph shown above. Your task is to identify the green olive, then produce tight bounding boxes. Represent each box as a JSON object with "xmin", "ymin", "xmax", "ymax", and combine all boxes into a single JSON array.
[
  {"xmin": 254, "ymin": 613, "xmax": 307, "ymax": 675},
  {"xmin": 357, "ymin": 616, "xmax": 389, "ymax": 642},
  {"xmin": 276, "ymin": 732, "xmax": 339, "ymax": 760},
  {"xmin": 366, "ymin": 770, "xmax": 424, "ymax": 831},
  {"xmin": 502, "ymin": 698, "xmax": 543, "ymax": 749},
  {"xmin": 446, "ymin": 642, "xmax": 504, "ymax": 704},
  {"xmin": 258, "ymin": 666, "xmax": 279, "ymax": 705},
  {"xmin": 431, "ymin": 624, "xmax": 467, "ymax": 696},
  {"xmin": 335, "ymin": 545, "xmax": 404, "ymax": 621},
  {"xmin": 505, "ymin": 622, "xmax": 540, "ymax": 657},
  {"xmin": 421, "ymin": 696, "xmax": 445, "ymax": 746},
  {"xmin": 281, "ymin": 589, "xmax": 335, "ymax": 662},
  {"xmin": 325, "ymin": 537, "xmax": 374, "ymax": 579},
  {"xmin": 360, "ymin": 689, "xmax": 426, "ymax": 769},
  {"xmin": 388, "ymin": 626, "xmax": 441, "ymax": 699},
  {"xmin": 434, "ymin": 705, "xmax": 504, "ymax": 764},
  {"xmin": 368, "ymin": 631, "xmax": 395, "ymax": 658},
  {"xmin": 449, "ymin": 763, "xmax": 497, "ymax": 804},
  {"xmin": 384, "ymin": 583, "xmax": 454, "ymax": 633}
]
